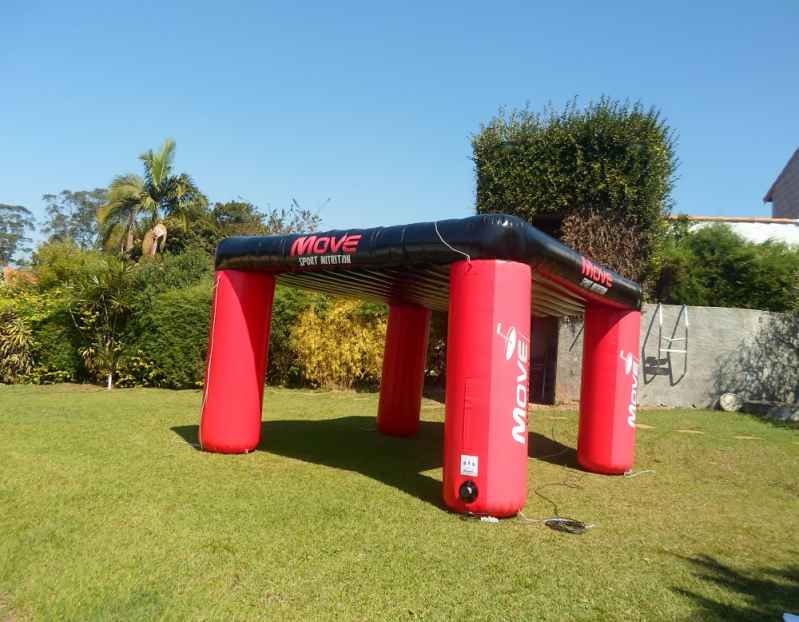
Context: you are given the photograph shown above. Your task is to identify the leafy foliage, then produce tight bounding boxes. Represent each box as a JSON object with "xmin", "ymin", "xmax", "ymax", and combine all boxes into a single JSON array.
[
  {"xmin": 292, "ymin": 297, "xmax": 387, "ymax": 389},
  {"xmin": 0, "ymin": 204, "xmax": 36, "ymax": 266},
  {"xmin": 68, "ymin": 257, "xmax": 136, "ymax": 386},
  {"xmin": 30, "ymin": 304, "xmax": 86, "ymax": 383},
  {"xmin": 2, "ymin": 202, "xmax": 331, "ymax": 388},
  {"xmin": 471, "ymin": 97, "xmax": 678, "ymax": 280},
  {"xmin": 117, "ymin": 250, "xmax": 214, "ymax": 389},
  {"xmin": 268, "ymin": 286, "xmax": 315, "ymax": 387},
  {"xmin": 41, "ymin": 189, "xmax": 106, "ymax": 249},
  {"xmin": 654, "ymin": 223, "xmax": 799, "ymax": 312},
  {"xmin": 120, "ymin": 282, "xmax": 213, "ymax": 389},
  {"xmin": 0, "ymin": 313, "xmax": 36, "ymax": 382},
  {"xmin": 0, "ymin": 283, "xmax": 86, "ymax": 384},
  {"xmin": 129, "ymin": 247, "xmax": 213, "ymax": 293},
  {"xmin": 559, "ymin": 205, "xmax": 644, "ymax": 282},
  {"xmin": 31, "ymin": 242, "xmax": 102, "ymax": 289},
  {"xmin": 425, "ymin": 311, "xmax": 448, "ymax": 386},
  {"xmin": 1, "ymin": 131, "xmax": 333, "ymax": 388},
  {"xmin": 163, "ymin": 199, "xmax": 323, "ymax": 256}
]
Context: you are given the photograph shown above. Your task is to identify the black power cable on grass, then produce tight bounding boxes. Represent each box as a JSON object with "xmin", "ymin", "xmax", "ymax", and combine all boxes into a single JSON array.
[
  {"xmin": 461, "ymin": 475, "xmax": 595, "ymax": 535},
  {"xmin": 524, "ymin": 424, "xmax": 593, "ymax": 533},
  {"xmin": 523, "ymin": 475, "xmax": 595, "ymax": 534},
  {"xmin": 529, "ymin": 424, "xmax": 569, "ymax": 461}
]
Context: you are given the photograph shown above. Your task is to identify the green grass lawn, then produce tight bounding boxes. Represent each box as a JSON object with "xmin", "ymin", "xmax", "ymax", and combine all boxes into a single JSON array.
[{"xmin": 1, "ymin": 384, "xmax": 798, "ymax": 621}]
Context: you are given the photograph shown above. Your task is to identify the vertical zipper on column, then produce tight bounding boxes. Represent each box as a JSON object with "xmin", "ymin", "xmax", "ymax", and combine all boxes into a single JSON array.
[{"xmin": 462, "ymin": 377, "xmax": 475, "ymax": 451}]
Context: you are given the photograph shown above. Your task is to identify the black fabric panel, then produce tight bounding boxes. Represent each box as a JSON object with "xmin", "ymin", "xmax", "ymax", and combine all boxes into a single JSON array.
[{"xmin": 215, "ymin": 214, "xmax": 643, "ymax": 312}]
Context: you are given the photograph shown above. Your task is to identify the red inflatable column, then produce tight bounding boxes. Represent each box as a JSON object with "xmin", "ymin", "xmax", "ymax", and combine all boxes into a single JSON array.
[
  {"xmin": 377, "ymin": 304, "xmax": 431, "ymax": 437},
  {"xmin": 577, "ymin": 307, "xmax": 642, "ymax": 474},
  {"xmin": 443, "ymin": 260, "xmax": 532, "ymax": 517},
  {"xmin": 200, "ymin": 270, "xmax": 275, "ymax": 454}
]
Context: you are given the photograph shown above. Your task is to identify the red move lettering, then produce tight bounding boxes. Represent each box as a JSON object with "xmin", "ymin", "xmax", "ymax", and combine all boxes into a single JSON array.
[
  {"xmin": 291, "ymin": 234, "xmax": 362, "ymax": 256},
  {"xmin": 581, "ymin": 256, "xmax": 613, "ymax": 288}
]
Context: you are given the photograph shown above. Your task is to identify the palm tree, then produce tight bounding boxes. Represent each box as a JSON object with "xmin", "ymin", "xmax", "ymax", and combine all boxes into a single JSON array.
[{"xmin": 98, "ymin": 139, "xmax": 207, "ymax": 255}]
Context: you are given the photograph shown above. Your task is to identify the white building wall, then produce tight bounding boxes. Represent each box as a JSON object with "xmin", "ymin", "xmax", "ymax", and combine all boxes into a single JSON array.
[{"xmin": 689, "ymin": 220, "xmax": 799, "ymax": 245}]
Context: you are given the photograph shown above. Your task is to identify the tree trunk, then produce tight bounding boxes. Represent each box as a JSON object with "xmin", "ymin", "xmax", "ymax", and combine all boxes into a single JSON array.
[{"xmin": 123, "ymin": 216, "xmax": 138, "ymax": 253}]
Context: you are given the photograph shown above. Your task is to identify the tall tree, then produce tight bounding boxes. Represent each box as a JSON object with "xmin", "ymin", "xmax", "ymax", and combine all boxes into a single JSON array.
[
  {"xmin": 0, "ymin": 204, "xmax": 36, "ymax": 266},
  {"xmin": 98, "ymin": 139, "xmax": 207, "ymax": 255},
  {"xmin": 162, "ymin": 199, "xmax": 324, "ymax": 256},
  {"xmin": 214, "ymin": 199, "xmax": 323, "ymax": 237},
  {"xmin": 41, "ymin": 189, "xmax": 106, "ymax": 249}
]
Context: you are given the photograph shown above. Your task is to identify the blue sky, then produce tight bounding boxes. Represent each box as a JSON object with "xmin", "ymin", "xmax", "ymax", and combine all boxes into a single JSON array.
[{"xmin": 1, "ymin": 0, "xmax": 797, "ymax": 239}]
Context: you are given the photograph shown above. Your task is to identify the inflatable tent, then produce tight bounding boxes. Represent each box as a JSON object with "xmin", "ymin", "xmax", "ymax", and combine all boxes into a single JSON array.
[{"xmin": 200, "ymin": 214, "xmax": 643, "ymax": 517}]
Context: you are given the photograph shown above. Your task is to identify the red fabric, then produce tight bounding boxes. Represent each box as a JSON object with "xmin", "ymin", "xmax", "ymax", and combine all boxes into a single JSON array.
[
  {"xmin": 577, "ymin": 307, "xmax": 642, "ymax": 474},
  {"xmin": 377, "ymin": 304, "xmax": 431, "ymax": 437},
  {"xmin": 200, "ymin": 270, "xmax": 275, "ymax": 453},
  {"xmin": 443, "ymin": 260, "xmax": 532, "ymax": 517}
]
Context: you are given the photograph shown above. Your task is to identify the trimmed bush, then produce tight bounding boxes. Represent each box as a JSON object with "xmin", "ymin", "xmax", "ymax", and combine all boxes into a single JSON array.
[
  {"xmin": 30, "ymin": 306, "xmax": 87, "ymax": 382},
  {"xmin": 121, "ymin": 280, "xmax": 213, "ymax": 389},
  {"xmin": 472, "ymin": 97, "xmax": 678, "ymax": 281}
]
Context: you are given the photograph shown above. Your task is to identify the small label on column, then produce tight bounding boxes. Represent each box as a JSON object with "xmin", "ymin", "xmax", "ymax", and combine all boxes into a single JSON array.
[{"xmin": 460, "ymin": 455, "xmax": 478, "ymax": 476}]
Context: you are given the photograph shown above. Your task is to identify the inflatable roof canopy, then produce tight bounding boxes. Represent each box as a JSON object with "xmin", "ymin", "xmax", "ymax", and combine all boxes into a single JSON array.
[
  {"xmin": 201, "ymin": 214, "xmax": 645, "ymax": 518},
  {"xmin": 215, "ymin": 214, "xmax": 643, "ymax": 316}
]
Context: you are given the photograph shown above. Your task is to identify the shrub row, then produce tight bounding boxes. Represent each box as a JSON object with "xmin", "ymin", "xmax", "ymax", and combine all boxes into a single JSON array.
[{"xmin": 0, "ymin": 246, "xmax": 393, "ymax": 389}]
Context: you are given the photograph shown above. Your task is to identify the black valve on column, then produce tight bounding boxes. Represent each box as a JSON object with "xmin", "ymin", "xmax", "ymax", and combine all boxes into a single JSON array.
[{"xmin": 459, "ymin": 480, "xmax": 478, "ymax": 503}]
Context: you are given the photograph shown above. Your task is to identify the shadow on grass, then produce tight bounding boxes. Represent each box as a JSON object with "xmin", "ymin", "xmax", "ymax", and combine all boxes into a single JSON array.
[
  {"xmin": 422, "ymin": 386, "xmax": 446, "ymax": 404},
  {"xmin": 174, "ymin": 417, "xmax": 583, "ymax": 510},
  {"xmin": 674, "ymin": 554, "xmax": 799, "ymax": 621},
  {"xmin": 528, "ymin": 431, "xmax": 579, "ymax": 469},
  {"xmin": 173, "ymin": 417, "xmax": 447, "ymax": 510}
]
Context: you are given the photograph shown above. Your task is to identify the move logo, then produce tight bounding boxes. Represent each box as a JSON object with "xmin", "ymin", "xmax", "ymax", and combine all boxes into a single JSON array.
[
  {"xmin": 497, "ymin": 323, "xmax": 530, "ymax": 445},
  {"xmin": 620, "ymin": 350, "xmax": 639, "ymax": 428},
  {"xmin": 290, "ymin": 234, "xmax": 362, "ymax": 256},
  {"xmin": 581, "ymin": 256, "xmax": 614, "ymax": 288}
]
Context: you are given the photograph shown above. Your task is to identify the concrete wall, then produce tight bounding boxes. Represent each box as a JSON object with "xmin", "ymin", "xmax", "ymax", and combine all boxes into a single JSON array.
[{"xmin": 554, "ymin": 304, "xmax": 799, "ymax": 408}]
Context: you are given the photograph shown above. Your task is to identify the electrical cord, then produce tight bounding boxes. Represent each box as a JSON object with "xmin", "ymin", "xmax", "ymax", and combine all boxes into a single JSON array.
[
  {"xmin": 516, "ymin": 511, "xmax": 594, "ymax": 535},
  {"xmin": 171, "ymin": 435, "xmax": 202, "ymax": 449},
  {"xmin": 530, "ymin": 448, "xmax": 568, "ymax": 460},
  {"xmin": 529, "ymin": 424, "xmax": 569, "ymax": 461},
  {"xmin": 461, "ymin": 475, "xmax": 595, "ymax": 534},
  {"xmin": 528, "ymin": 475, "xmax": 595, "ymax": 534},
  {"xmin": 461, "ymin": 509, "xmax": 594, "ymax": 534},
  {"xmin": 434, "ymin": 221, "xmax": 471, "ymax": 264},
  {"xmin": 624, "ymin": 469, "xmax": 655, "ymax": 478},
  {"xmin": 534, "ymin": 475, "xmax": 584, "ymax": 514}
]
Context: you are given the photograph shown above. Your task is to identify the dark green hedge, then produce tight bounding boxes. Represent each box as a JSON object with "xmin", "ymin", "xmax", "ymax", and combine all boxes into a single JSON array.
[
  {"xmin": 34, "ymin": 307, "xmax": 88, "ymax": 381},
  {"xmin": 122, "ymin": 281, "xmax": 213, "ymax": 389}
]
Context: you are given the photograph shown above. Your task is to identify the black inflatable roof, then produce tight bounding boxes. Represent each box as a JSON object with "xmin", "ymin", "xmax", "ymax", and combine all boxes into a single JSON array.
[{"xmin": 215, "ymin": 214, "xmax": 643, "ymax": 317}]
